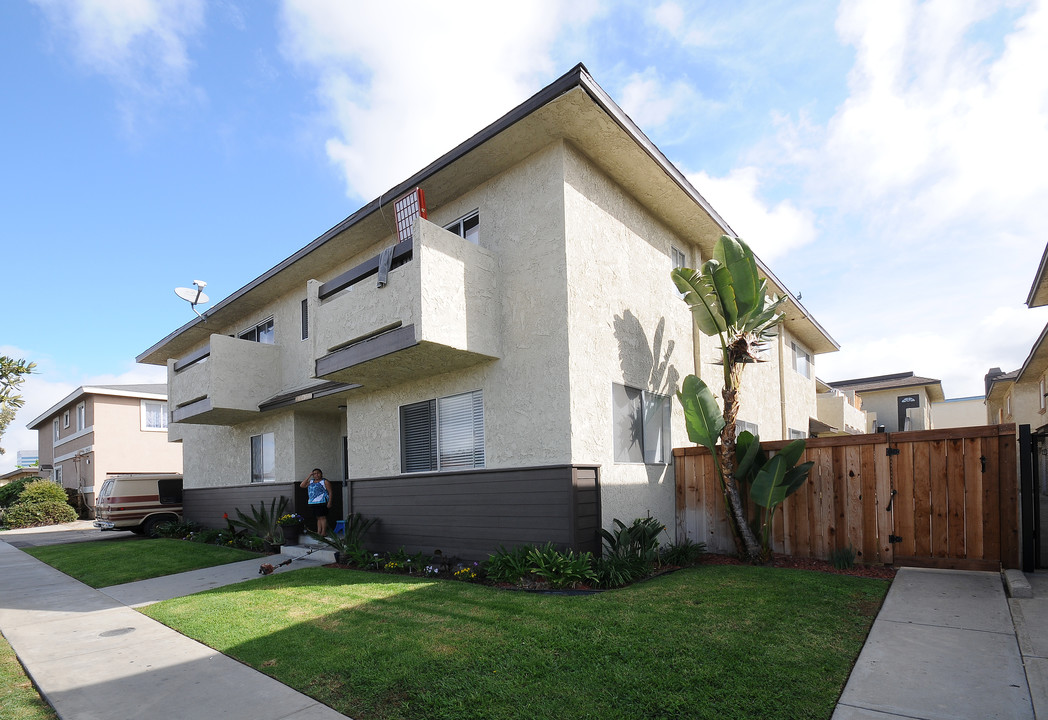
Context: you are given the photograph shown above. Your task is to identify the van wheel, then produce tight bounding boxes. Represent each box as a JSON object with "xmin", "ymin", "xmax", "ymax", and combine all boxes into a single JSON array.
[{"xmin": 142, "ymin": 517, "xmax": 165, "ymax": 538}]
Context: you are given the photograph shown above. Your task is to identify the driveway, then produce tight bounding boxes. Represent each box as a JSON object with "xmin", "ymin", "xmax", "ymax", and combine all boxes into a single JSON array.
[{"xmin": 0, "ymin": 519, "xmax": 141, "ymax": 548}]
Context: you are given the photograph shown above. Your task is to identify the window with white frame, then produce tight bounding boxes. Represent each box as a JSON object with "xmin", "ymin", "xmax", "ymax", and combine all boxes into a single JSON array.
[
  {"xmin": 400, "ymin": 390, "xmax": 484, "ymax": 473},
  {"xmin": 671, "ymin": 246, "xmax": 688, "ymax": 298},
  {"xmin": 250, "ymin": 433, "xmax": 275, "ymax": 483},
  {"xmin": 792, "ymin": 341, "xmax": 812, "ymax": 379},
  {"xmin": 444, "ymin": 210, "xmax": 479, "ymax": 244},
  {"xmin": 63, "ymin": 411, "xmax": 69, "ymax": 428},
  {"xmin": 240, "ymin": 317, "xmax": 275, "ymax": 344},
  {"xmin": 54, "ymin": 464, "xmax": 62, "ymax": 486},
  {"xmin": 53, "ymin": 418, "xmax": 60, "ymax": 441},
  {"xmin": 76, "ymin": 402, "xmax": 86, "ymax": 431},
  {"xmin": 736, "ymin": 420, "xmax": 759, "ymax": 438},
  {"xmin": 142, "ymin": 400, "xmax": 168, "ymax": 431},
  {"xmin": 613, "ymin": 384, "xmax": 671, "ymax": 464}
]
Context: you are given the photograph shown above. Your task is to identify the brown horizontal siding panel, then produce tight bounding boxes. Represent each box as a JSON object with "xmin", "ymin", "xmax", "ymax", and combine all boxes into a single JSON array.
[
  {"xmin": 349, "ymin": 464, "xmax": 600, "ymax": 561},
  {"xmin": 184, "ymin": 484, "xmax": 297, "ymax": 529}
]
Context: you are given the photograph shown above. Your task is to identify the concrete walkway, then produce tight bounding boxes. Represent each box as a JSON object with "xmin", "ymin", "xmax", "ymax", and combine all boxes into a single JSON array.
[
  {"xmin": 834, "ymin": 567, "xmax": 1043, "ymax": 720},
  {"xmin": 0, "ymin": 531, "xmax": 350, "ymax": 720},
  {"xmin": 4, "ymin": 523, "xmax": 1048, "ymax": 720}
]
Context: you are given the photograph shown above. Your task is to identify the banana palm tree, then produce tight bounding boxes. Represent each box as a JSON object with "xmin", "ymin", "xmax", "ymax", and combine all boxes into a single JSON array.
[{"xmin": 672, "ymin": 235, "xmax": 786, "ymax": 561}]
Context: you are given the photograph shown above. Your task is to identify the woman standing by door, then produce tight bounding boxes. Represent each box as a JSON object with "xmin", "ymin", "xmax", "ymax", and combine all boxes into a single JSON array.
[{"xmin": 300, "ymin": 468, "xmax": 332, "ymax": 535}]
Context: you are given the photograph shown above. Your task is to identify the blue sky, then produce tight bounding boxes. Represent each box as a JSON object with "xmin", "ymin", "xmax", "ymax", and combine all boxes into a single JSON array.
[{"xmin": 3, "ymin": 0, "xmax": 1047, "ymax": 471}]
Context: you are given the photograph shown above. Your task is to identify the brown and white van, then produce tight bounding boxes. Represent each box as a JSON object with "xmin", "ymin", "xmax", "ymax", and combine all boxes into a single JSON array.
[{"xmin": 93, "ymin": 473, "xmax": 183, "ymax": 536}]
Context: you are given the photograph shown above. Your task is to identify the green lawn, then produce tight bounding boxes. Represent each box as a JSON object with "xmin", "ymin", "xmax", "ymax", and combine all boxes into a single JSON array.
[
  {"xmin": 0, "ymin": 634, "xmax": 56, "ymax": 720},
  {"xmin": 143, "ymin": 564, "xmax": 889, "ymax": 720},
  {"xmin": 23, "ymin": 538, "xmax": 261, "ymax": 588}
]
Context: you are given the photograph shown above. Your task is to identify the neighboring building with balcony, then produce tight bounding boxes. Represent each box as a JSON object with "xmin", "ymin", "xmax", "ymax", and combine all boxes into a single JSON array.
[
  {"xmin": 814, "ymin": 379, "xmax": 868, "ymax": 436},
  {"xmin": 827, "ymin": 372, "xmax": 946, "ymax": 433},
  {"xmin": 137, "ymin": 64, "xmax": 840, "ymax": 559},
  {"xmin": 26, "ymin": 384, "xmax": 183, "ymax": 515}
]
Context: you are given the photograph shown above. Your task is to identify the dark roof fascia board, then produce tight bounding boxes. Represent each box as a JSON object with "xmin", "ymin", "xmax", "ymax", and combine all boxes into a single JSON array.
[
  {"xmin": 573, "ymin": 67, "xmax": 838, "ymax": 351},
  {"xmin": 829, "ymin": 372, "xmax": 917, "ymax": 388},
  {"xmin": 138, "ymin": 62, "xmax": 837, "ymax": 361},
  {"xmin": 1027, "ymin": 243, "xmax": 1048, "ymax": 307},
  {"xmin": 137, "ymin": 64, "xmax": 594, "ymax": 364},
  {"xmin": 1017, "ymin": 321, "xmax": 1048, "ymax": 382}
]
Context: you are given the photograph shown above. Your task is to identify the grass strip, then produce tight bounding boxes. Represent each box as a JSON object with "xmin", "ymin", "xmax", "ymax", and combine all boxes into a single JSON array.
[
  {"xmin": 143, "ymin": 564, "xmax": 888, "ymax": 720},
  {"xmin": 0, "ymin": 633, "xmax": 57, "ymax": 720},
  {"xmin": 24, "ymin": 538, "xmax": 261, "ymax": 588}
]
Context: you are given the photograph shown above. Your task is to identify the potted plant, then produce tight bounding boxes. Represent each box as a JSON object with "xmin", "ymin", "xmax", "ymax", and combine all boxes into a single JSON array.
[{"xmin": 277, "ymin": 512, "xmax": 304, "ymax": 546}]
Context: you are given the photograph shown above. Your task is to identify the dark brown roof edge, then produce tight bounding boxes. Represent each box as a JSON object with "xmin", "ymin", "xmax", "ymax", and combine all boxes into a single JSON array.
[{"xmin": 138, "ymin": 62, "xmax": 837, "ymax": 362}]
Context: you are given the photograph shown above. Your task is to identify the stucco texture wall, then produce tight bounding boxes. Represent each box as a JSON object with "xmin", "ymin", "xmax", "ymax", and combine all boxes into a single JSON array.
[
  {"xmin": 339, "ymin": 142, "xmax": 573, "ymax": 478},
  {"xmin": 561, "ymin": 143, "xmax": 696, "ymax": 530}
]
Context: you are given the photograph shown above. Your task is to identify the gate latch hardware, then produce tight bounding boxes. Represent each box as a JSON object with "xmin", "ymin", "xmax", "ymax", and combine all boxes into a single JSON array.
[
  {"xmin": 888, "ymin": 534, "xmax": 903, "ymax": 544},
  {"xmin": 885, "ymin": 489, "xmax": 897, "ymax": 512},
  {"xmin": 886, "ymin": 448, "xmax": 900, "ymax": 456}
]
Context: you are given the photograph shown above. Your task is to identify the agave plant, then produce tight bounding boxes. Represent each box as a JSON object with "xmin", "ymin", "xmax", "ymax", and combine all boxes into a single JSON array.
[
  {"xmin": 672, "ymin": 235, "xmax": 787, "ymax": 561},
  {"xmin": 229, "ymin": 496, "xmax": 290, "ymax": 545},
  {"xmin": 307, "ymin": 513, "xmax": 377, "ymax": 560}
]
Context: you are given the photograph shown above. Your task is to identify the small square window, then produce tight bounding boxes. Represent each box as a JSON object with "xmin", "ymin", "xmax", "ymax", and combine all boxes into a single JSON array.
[
  {"xmin": 142, "ymin": 401, "xmax": 168, "ymax": 431},
  {"xmin": 444, "ymin": 211, "xmax": 480, "ymax": 244},
  {"xmin": 792, "ymin": 342, "xmax": 812, "ymax": 379},
  {"xmin": 613, "ymin": 384, "xmax": 671, "ymax": 464}
]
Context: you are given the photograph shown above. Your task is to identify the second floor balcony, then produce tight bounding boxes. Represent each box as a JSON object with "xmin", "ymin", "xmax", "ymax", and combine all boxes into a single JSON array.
[
  {"xmin": 168, "ymin": 334, "xmax": 282, "ymax": 425},
  {"xmin": 312, "ymin": 217, "xmax": 501, "ymax": 389}
]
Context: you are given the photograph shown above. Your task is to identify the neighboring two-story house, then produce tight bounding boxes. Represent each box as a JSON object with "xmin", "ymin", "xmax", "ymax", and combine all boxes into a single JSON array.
[
  {"xmin": 26, "ymin": 384, "xmax": 183, "ymax": 515},
  {"xmin": 137, "ymin": 64, "xmax": 839, "ymax": 559}
]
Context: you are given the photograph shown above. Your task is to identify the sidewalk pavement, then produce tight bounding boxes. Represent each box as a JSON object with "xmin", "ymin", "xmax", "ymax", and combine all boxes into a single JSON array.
[
  {"xmin": 834, "ymin": 566, "xmax": 1045, "ymax": 720},
  {"xmin": 0, "ymin": 533, "xmax": 351, "ymax": 720},
  {"xmin": 4, "ymin": 523, "xmax": 1047, "ymax": 720}
]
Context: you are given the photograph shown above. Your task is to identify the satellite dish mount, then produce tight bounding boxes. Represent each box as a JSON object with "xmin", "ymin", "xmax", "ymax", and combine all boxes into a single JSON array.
[{"xmin": 174, "ymin": 280, "xmax": 210, "ymax": 319}]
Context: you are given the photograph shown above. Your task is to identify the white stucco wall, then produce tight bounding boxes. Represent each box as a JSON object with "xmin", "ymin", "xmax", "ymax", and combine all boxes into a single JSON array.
[{"xmin": 342, "ymin": 142, "xmax": 573, "ymax": 478}]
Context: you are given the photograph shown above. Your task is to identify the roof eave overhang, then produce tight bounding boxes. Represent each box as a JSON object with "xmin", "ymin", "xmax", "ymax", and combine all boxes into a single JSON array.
[{"xmin": 137, "ymin": 62, "xmax": 837, "ymax": 364}]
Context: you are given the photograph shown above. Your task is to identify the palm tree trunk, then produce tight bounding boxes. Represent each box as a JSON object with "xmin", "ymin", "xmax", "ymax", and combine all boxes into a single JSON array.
[{"xmin": 722, "ymin": 368, "xmax": 762, "ymax": 562}]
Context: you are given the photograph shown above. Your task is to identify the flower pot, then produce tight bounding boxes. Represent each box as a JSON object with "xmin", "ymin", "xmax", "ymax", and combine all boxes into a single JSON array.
[
  {"xmin": 263, "ymin": 541, "xmax": 282, "ymax": 554},
  {"xmin": 282, "ymin": 526, "xmax": 301, "ymax": 546}
]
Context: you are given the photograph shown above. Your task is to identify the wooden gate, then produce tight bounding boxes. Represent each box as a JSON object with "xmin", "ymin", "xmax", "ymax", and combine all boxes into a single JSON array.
[{"xmin": 674, "ymin": 424, "xmax": 1020, "ymax": 570}]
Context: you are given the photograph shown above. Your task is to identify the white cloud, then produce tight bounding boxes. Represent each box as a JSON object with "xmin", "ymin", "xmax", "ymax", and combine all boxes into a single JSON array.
[
  {"xmin": 685, "ymin": 167, "xmax": 818, "ymax": 264},
  {"xmin": 31, "ymin": 0, "xmax": 205, "ymax": 101},
  {"xmin": 619, "ymin": 68, "xmax": 699, "ymax": 130},
  {"xmin": 650, "ymin": 1, "xmax": 716, "ymax": 47},
  {"xmin": 0, "ymin": 346, "xmax": 166, "ymax": 475},
  {"xmin": 812, "ymin": 0, "xmax": 1048, "ymax": 238},
  {"xmin": 278, "ymin": 0, "xmax": 598, "ymax": 201}
]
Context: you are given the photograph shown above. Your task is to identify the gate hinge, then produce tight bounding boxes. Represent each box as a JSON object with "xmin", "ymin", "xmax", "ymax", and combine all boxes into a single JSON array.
[
  {"xmin": 888, "ymin": 534, "xmax": 903, "ymax": 544},
  {"xmin": 886, "ymin": 448, "xmax": 900, "ymax": 456}
]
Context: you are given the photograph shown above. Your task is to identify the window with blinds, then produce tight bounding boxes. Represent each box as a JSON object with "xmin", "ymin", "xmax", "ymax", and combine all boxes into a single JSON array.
[{"xmin": 400, "ymin": 390, "xmax": 484, "ymax": 473}]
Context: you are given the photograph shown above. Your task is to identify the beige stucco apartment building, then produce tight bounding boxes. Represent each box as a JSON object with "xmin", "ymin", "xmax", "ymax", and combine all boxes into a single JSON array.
[
  {"xmin": 27, "ymin": 384, "xmax": 183, "ymax": 515},
  {"xmin": 828, "ymin": 373, "xmax": 946, "ymax": 433},
  {"xmin": 137, "ymin": 65, "xmax": 839, "ymax": 557}
]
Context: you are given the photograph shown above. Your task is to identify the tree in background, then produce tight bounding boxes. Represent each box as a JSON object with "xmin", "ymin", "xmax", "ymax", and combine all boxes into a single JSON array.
[{"xmin": 0, "ymin": 356, "xmax": 36, "ymax": 456}]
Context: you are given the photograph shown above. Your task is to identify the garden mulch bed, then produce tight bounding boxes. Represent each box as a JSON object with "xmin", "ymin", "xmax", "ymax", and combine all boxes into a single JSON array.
[{"xmin": 702, "ymin": 553, "xmax": 897, "ymax": 580}]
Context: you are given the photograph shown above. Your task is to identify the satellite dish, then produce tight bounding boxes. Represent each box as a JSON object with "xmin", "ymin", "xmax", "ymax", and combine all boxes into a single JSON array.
[{"xmin": 174, "ymin": 280, "xmax": 209, "ymax": 318}]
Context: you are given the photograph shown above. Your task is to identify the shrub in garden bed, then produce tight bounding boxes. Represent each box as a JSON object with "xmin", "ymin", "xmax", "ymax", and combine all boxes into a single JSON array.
[{"xmin": 3, "ymin": 480, "xmax": 77, "ymax": 528}]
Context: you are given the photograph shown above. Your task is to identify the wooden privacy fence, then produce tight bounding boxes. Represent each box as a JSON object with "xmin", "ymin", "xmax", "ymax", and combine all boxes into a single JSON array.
[{"xmin": 674, "ymin": 424, "xmax": 1020, "ymax": 570}]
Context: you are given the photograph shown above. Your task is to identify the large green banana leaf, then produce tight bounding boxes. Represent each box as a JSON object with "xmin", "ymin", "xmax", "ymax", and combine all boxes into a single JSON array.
[{"xmin": 677, "ymin": 374, "xmax": 724, "ymax": 455}]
